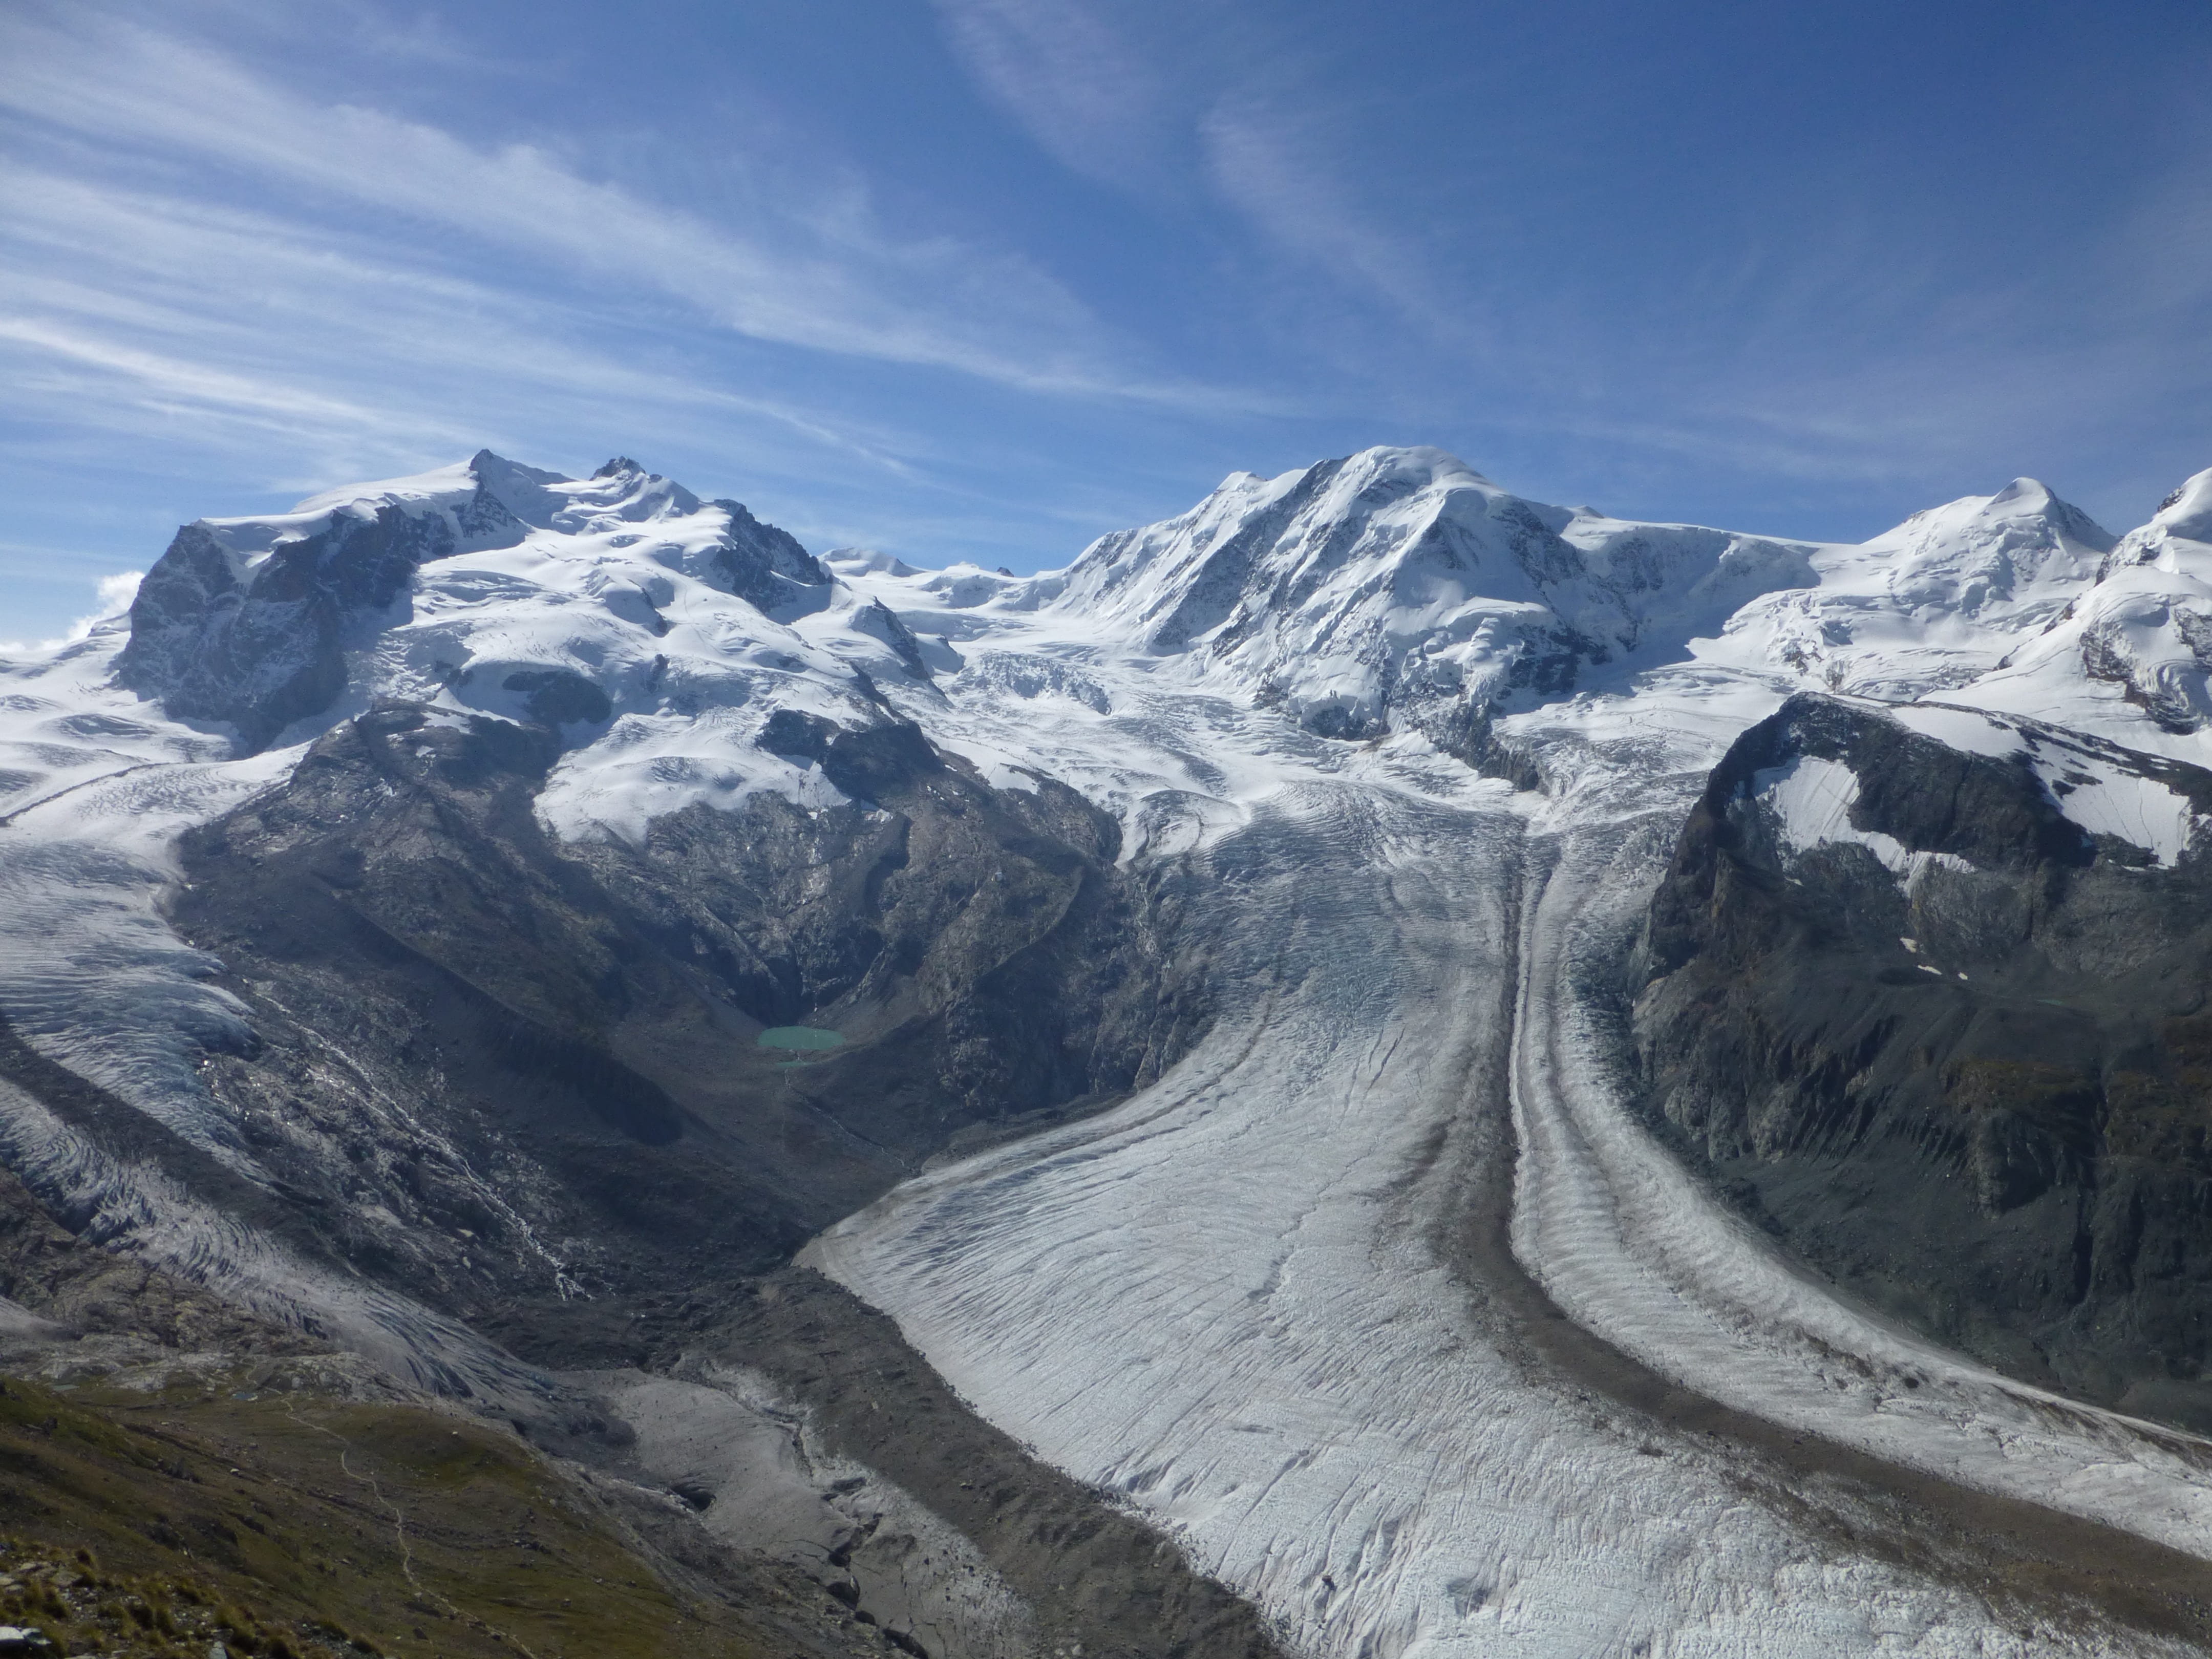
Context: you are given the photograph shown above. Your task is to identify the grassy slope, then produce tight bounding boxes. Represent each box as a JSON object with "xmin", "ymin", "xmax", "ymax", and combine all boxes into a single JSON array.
[{"xmin": 0, "ymin": 1365, "xmax": 826, "ymax": 1659}]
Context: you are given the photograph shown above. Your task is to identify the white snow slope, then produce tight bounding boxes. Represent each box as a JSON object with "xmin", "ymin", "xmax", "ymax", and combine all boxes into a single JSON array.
[{"xmin": 7, "ymin": 444, "xmax": 2212, "ymax": 1653}]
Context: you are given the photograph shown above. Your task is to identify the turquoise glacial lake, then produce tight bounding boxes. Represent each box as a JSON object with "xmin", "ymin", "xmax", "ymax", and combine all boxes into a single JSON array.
[{"xmin": 757, "ymin": 1026, "xmax": 845, "ymax": 1052}]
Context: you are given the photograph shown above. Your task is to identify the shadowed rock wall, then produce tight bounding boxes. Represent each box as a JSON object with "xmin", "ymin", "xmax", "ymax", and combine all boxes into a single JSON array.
[
  {"xmin": 1634, "ymin": 693, "xmax": 2212, "ymax": 1428},
  {"xmin": 162, "ymin": 703, "xmax": 1209, "ymax": 1325}
]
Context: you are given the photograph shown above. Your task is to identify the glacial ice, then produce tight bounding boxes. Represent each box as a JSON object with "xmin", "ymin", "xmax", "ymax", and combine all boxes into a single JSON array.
[{"xmin": 812, "ymin": 776, "xmax": 2202, "ymax": 1657}]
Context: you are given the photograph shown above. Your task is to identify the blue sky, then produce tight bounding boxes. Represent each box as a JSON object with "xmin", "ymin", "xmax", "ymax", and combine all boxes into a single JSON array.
[{"xmin": 4, "ymin": 0, "xmax": 2209, "ymax": 639}]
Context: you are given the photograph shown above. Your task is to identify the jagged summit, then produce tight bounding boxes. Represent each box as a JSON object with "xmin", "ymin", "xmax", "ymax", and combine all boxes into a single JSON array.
[{"xmin": 110, "ymin": 450, "xmax": 846, "ymax": 758}]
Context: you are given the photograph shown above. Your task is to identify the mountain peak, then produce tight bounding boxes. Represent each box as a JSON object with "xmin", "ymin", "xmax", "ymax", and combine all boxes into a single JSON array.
[
  {"xmin": 1042, "ymin": 446, "xmax": 1811, "ymax": 753},
  {"xmin": 2152, "ymin": 464, "xmax": 2212, "ymax": 543},
  {"xmin": 2098, "ymin": 463, "xmax": 2212, "ymax": 574},
  {"xmin": 105, "ymin": 451, "xmax": 841, "ymax": 755},
  {"xmin": 1986, "ymin": 475, "xmax": 2055, "ymax": 509},
  {"xmin": 1333, "ymin": 443, "xmax": 1498, "ymax": 491},
  {"xmin": 1869, "ymin": 478, "xmax": 2112, "ymax": 555}
]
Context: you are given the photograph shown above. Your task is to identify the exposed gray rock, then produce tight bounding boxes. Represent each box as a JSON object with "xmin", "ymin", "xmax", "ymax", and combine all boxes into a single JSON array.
[
  {"xmin": 115, "ymin": 506, "xmax": 452, "ymax": 751},
  {"xmin": 847, "ymin": 599, "xmax": 935, "ymax": 683},
  {"xmin": 1634, "ymin": 692, "xmax": 2212, "ymax": 1427},
  {"xmin": 712, "ymin": 497, "xmax": 833, "ymax": 616},
  {"xmin": 500, "ymin": 667, "xmax": 613, "ymax": 728},
  {"xmin": 108, "ymin": 450, "xmax": 551, "ymax": 752},
  {"xmin": 160, "ymin": 702, "xmax": 1207, "ymax": 1321}
]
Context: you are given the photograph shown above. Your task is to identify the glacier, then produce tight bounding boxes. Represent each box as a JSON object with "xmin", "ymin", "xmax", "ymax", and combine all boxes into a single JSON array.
[{"xmin": 7, "ymin": 444, "xmax": 2212, "ymax": 1653}]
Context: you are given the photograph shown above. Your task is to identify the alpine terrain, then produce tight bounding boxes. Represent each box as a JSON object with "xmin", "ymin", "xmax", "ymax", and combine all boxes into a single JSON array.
[{"xmin": 8, "ymin": 445, "xmax": 2212, "ymax": 1658}]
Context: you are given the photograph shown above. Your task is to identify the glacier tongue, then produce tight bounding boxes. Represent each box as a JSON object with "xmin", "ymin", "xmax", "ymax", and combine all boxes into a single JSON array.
[{"xmin": 808, "ymin": 776, "xmax": 2203, "ymax": 1657}]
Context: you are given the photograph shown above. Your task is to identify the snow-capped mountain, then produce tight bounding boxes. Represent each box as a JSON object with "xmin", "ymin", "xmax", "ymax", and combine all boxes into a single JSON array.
[
  {"xmin": 1951, "ymin": 465, "xmax": 2212, "ymax": 750},
  {"xmin": 116, "ymin": 451, "xmax": 858, "ymax": 757},
  {"xmin": 1043, "ymin": 444, "xmax": 1824, "ymax": 754},
  {"xmin": 66, "ymin": 442, "xmax": 2158, "ymax": 828},
  {"xmin": 7, "ymin": 443, "xmax": 2212, "ymax": 1659},
  {"xmin": 1698, "ymin": 474, "xmax": 2116, "ymax": 701}
]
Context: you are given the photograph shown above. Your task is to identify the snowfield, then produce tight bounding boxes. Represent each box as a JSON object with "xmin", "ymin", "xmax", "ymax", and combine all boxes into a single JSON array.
[{"xmin": 9, "ymin": 446, "xmax": 2212, "ymax": 1652}]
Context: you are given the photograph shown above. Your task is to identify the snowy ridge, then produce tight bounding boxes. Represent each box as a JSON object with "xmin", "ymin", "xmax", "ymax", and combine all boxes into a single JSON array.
[
  {"xmin": 1951, "ymin": 466, "xmax": 2212, "ymax": 758},
  {"xmin": 1042, "ymin": 445, "xmax": 1824, "ymax": 751}
]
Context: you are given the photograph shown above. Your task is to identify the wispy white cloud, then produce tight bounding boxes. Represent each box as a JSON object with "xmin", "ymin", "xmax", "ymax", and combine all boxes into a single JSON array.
[
  {"xmin": 0, "ymin": 569, "xmax": 140, "ymax": 655},
  {"xmin": 0, "ymin": 74, "xmax": 1233, "ymax": 632},
  {"xmin": 931, "ymin": 0, "xmax": 1175, "ymax": 190},
  {"xmin": 930, "ymin": 3, "xmax": 1492, "ymax": 360},
  {"xmin": 0, "ymin": 7, "xmax": 1205, "ymax": 401},
  {"xmin": 1198, "ymin": 91, "xmax": 1488, "ymax": 355},
  {"xmin": 1, "ymin": 314, "xmax": 458, "ymax": 440},
  {"xmin": 0, "ymin": 154, "xmax": 1017, "ymax": 570}
]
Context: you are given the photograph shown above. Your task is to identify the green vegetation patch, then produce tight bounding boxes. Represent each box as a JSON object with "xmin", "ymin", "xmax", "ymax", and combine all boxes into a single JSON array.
[{"xmin": 0, "ymin": 1370, "xmax": 777, "ymax": 1659}]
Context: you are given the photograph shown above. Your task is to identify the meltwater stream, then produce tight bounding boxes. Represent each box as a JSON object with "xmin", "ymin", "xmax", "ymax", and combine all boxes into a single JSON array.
[{"xmin": 810, "ymin": 783, "xmax": 2196, "ymax": 1658}]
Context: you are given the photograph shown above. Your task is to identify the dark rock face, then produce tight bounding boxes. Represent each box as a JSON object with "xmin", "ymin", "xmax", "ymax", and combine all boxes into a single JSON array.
[
  {"xmin": 848, "ymin": 598, "xmax": 935, "ymax": 682},
  {"xmin": 712, "ymin": 497, "xmax": 832, "ymax": 615},
  {"xmin": 115, "ymin": 506, "xmax": 458, "ymax": 750},
  {"xmin": 162, "ymin": 703, "xmax": 1205, "ymax": 1323},
  {"xmin": 500, "ymin": 667, "xmax": 613, "ymax": 727},
  {"xmin": 1634, "ymin": 693, "xmax": 2212, "ymax": 1427}
]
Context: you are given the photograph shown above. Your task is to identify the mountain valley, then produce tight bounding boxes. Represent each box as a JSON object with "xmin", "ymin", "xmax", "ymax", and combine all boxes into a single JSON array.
[{"xmin": 7, "ymin": 445, "xmax": 2212, "ymax": 1657}]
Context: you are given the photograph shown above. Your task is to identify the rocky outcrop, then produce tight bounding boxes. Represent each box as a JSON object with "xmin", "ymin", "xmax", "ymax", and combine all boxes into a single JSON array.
[
  {"xmin": 115, "ymin": 505, "xmax": 454, "ymax": 750},
  {"xmin": 161, "ymin": 701, "xmax": 1206, "ymax": 1321},
  {"xmin": 712, "ymin": 497, "xmax": 833, "ymax": 614},
  {"xmin": 1633, "ymin": 692, "xmax": 2212, "ymax": 1427}
]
